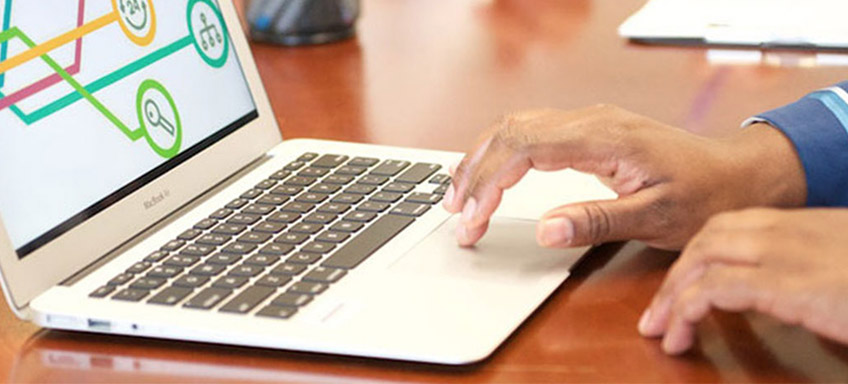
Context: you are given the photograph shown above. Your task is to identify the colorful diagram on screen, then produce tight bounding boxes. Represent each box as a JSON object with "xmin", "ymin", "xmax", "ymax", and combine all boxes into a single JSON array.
[{"xmin": 0, "ymin": 0, "xmax": 229, "ymax": 158}]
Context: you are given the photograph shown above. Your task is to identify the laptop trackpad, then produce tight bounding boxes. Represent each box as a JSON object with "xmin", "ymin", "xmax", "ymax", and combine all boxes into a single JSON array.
[{"xmin": 389, "ymin": 216, "xmax": 587, "ymax": 284}]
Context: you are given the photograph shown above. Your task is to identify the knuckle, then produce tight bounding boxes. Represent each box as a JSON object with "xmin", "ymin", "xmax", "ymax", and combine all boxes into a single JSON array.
[{"xmin": 581, "ymin": 202, "xmax": 613, "ymax": 244}]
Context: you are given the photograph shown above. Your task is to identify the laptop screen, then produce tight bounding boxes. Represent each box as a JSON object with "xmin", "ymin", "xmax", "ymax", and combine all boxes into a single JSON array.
[{"xmin": 0, "ymin": 0, "xmax": 258, "ymax": 258}]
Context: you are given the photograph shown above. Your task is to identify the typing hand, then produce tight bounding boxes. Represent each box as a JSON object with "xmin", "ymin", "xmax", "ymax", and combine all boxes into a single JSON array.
[
  {"xmin": 639, "ymin": 208, "xmax": 848, "ymax": 355},
  {"xmin": 441, "ymin": 105, "xmax": 805, "ymax": 249}
]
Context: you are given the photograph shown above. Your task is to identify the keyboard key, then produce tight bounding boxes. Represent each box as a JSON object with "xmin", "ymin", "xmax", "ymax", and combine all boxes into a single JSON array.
[
  {"xmin": 241, "ymin": 189, "xmax": 264, "ymax": 199},
  {"xmin": 245, "ymin": 254, "xmax": 280, "ymax": 267},
  {"xmin": 242, "ymin": 204, "xmax": 275, "ymax": 216},
  {"xmin": 275, "ymin": 232, "xmax": 310, "ymax": 245},
  {"xmin": 288, "ymin": 252, "xmax": 322, "ymax": 265},
  {"xmin": 270, "ymin": 185, "xmax": 303, "ymax": 196},
  {"xmin": 270, "ymin": 292, "xmax": 313, "ymax": 307},
  {"xmin": 297, "ymin": 152, "xmax": 319, "ymax": 162},
  {"xmin": 304, "ymin": 212, "xmax": 337, "ymax": 224},
  {"xmin": 299, "ymin": 167, "xmax": 330, "ymax": 177},
  {"xmin": 311, "ymin": 154, "xmax": 349, "ymax": 168},
  {"xmin": 344, "ymin": 211, "xmax": 377, "ymax": 223},
  {"xmin": 255, "ymin": 179, "xmax": 278, "ymax": 189},
  {"xmin": 144, "ymin": 250, "xmax": 170, "ymax": 262},
  {"xmin": 323, "ymin": 214, "xmax": 415, "ymax": 269},
  {"xmin": 225, "ymin": 198, "xmax": 250, "ymax": 209},
  {"xmin": 370, "ymin": 160, "xmax": 411, "ymax": 176},
  {"xmin": 296, "ymin": 193, "xmax": 328, "ymax": 204},
  {"xmin": 164, "ymin": 255, "xmax": 200, "ymax": 268},
  {"xmin": 283, "ymin": 161, "xmax": 306, "ymax": 171},
  {"xmin": 190, "ymin": 263, "xmax": 227, "ymax": 276},
  {"xmin": 433, "ymin": 184, "xmax": 448, "ymax": 195},
  {"xmin": 390, "ymin": 202, "xmax": 431, "ymax": 217},
  {"xmin": 222, "ymin": 242, "xmax": 257, "ymax": 255},
  {"xmin": 270, "ymin": 263, "xmax": 307, "ymax": 276},
  {"xmin": 256, "ymin": 274, "xmax": 292, "ymax": 288},
  {"xmin": 288, "ymin": 282, "xmax": 328, "ymax": 295},
  {"xmin": 371, "ymin": 192, "xmax": 402, "ymax": 203},
  {"xmin": 303, "ymin": 266, "xmax": 347, "ymax": 283},
  {"xmin": 196, "ymin": 234, "xmax": 229, "ymax": 246},
  {"xmin": 358, "ymin": 201, "xmax": 389, "ymax": 212},
  {"xmin": 210, "ymin": 208, "xmax": 234, "ymax": 220},
  {"xmin": 174, "ymin": 275, "xmax": 210, "ymax": 288},
  {"xmin": 290, "ymin": 223, "xmax": 323, "ymax": 234},
  {"xmin": 256, "ymin": 194, "xmax": 289, "ymax": 206},
  {"xmin": 254, "ymin": 221, "xmax": 287, "ymax": 234},
  {"xmin": 221, "ymin": 286, "xmax": 275, "ymax": 313},
  {"xmin": 324, "ymin": 174, "xmax": 355, "ymax": 185},
  {"xmin": 301, "ymin": 241, "xmax": 336, "ymax": 254},
  {"xmin": 208, "ymin": 253, "xmax": 242, "ymax": 265},
  {"xmin": 126, "ymin": 261, "xmax": 152, "ymax": 274},
  {"xmin": 406, "ymin": 192, "xmax": 442, "ymax": 204},
  {"xmin": 147, "ymin": 265, "xmax": 183, "ymax": 278},
  {"xmin": 148, "ymin": 287, "xmax": 193, "ymax": 306},
  {"xmin": 212, "ymin": 223, "xmax": 247, "ymax": 236},
  {"xmin": 348, "ymin": 157, "xmax": 379, "ymax": 167},
  {"xmin": 309, "ymin": 183, "xmax": 341, "ymax": 194},
  {"xmin": 330, "ymin": 221, "xmax": 364, "ymax": 233},
  {"xmin": 268, "ymin": 212, "xmax": 300, "ymax": 223},
  {"xmin": 316, "ymin": 231, "xmax": 350, "ymax": 243},
  {"xmin": 344, "ymin": 184, "xmax": 376, "ymax": 195},
  {"xmin": 108, "ymin": 273, "xmax": 134, "ymax": 286},
  {"xmin": 184, "ymin": 288, "xmax": 232, "ymax": 309},
  {"xmin": 331, "ymin": 194, "xmax": 363, "ymax": 205},
  {"xmin": 336, "ymin": 166, "xmax": 367, "ymax": 176},
  {"xmin": 395, "ymin": 163, "xmax": 441, "ymax": 184},
  {"xmin": 112, "ymin": 289, "xmax": 150, "ymax": 302},
  {"xmin": 256, "ymin": 305, "xmax": 297, "ymax": 319},
  {"xmin": 318, "ymin": 202, "xmax": 351, "ymax": 214},
  {"xmin": 284, "ymin": 176, "xmax": 316, "ymax": 187},
  {"xmin": 269, "ymin": 170, "xmax": 291, "ymax": 180},
  {"xmin": 429, "ymin": 174, "xmax": 451, "ymax": 184},
  {"xmin": 238, "ymin": 231, "xmax": 273, "ymax": 244},
  {"xmin": 89, "ymin": 285, "xmax": 115, "ymax": 298},
  {"xmin": 260, "ymin": 243, "xmax": 295, "ymax": 256},
  {"xmin": 129, "ymin": 277, "xmax": 166, "ymax": 290},
  {"xmin": 213, "ymin": 276, "xmax": 248, "ymax": 289},
  {"xmin": 160, "ymin": 240, "xmax": 186, "ymax": 252},
  {"xmin": 229, "ymin": 264, "xmax": 265, "ymax": 277},
  {"xmin": 281, "ymin": 202, "xmax": 315, "ymax": 213},
  {"xmin": 358, "ymin": 175, "xmax": 389, "ymax": 185},
  {"xmin": 180, "ymin": 244, "xmax": 215, "ymax": 257},
  {"xmin": 178, "ymin": 229, "xmax": 203, "ymax": 241},
  {"xmin": 382, "ymin": 182, "xmax": 414, "ymax": 193}
]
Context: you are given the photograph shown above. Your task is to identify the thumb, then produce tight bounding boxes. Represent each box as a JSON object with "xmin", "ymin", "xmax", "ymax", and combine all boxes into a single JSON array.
[{"xmin": 536, "ymin": 194, "xmax": 651, "ymax": 248}]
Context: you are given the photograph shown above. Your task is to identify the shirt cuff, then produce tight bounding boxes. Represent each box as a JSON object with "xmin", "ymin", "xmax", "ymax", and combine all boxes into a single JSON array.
[{"xmin": 746, "ymin": 81, "xmax": 848, "ymax": 207}]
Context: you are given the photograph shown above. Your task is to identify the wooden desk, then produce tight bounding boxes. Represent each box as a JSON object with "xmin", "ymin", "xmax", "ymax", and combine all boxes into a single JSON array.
[{"xmin": 5, "ymin": 0, "xmax": 848, "ymax": 382}]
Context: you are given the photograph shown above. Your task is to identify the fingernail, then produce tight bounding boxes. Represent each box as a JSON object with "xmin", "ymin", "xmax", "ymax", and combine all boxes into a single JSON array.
[
  {"xmin": 443, "ymin": 185, "xmax": 455, "ymax": 208},
  {"xmin": 539, "ymin": 217, "xmax": 574, "ymax": 247},
  {"xmin": 461, "ymin": 197, "xmax": 478, "ymax": 225},
  {"xmin": 638, "ymin": 308, "xmax": 652, "ymax": 335}
]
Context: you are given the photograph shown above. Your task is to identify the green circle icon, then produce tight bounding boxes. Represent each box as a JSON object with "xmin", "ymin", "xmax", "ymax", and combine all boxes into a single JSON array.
[
  {"xmin": 187, "ymin": 0, "xmax": 229, "ymax": 68},
  {"xmin": 136, "ymin": 79, "xmax": 182, "ymax": 158}
]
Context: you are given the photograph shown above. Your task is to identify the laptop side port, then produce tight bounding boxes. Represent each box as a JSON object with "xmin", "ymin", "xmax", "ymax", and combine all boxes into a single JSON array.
[{"xmin": 87, "ymin": 319, "xmax": 112, "ymax": 332}]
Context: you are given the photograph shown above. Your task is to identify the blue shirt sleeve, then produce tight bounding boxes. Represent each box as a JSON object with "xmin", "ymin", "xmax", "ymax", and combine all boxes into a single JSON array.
[{"xmin": 747, "ymin": 81, "xmax": 848, "ymax": 207}]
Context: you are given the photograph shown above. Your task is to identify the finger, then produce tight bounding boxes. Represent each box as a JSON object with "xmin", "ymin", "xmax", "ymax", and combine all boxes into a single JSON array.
[
  {"xmin": 536, "ymin": 190, "xmax": 657, "ymax": 248},
  {"xmin": 456, "ymin": 219, "xmax": 490, "ymax": 248}
]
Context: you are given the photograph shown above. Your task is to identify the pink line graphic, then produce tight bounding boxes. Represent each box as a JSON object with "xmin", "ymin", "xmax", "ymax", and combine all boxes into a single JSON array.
[{"xmin": 0, "ymin": 0, "xmax": 85, "ymax": 112}]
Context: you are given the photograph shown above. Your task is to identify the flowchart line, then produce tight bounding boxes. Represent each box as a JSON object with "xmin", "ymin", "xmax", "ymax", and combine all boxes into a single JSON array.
[
  {"xmin": 12, "ymin": 27, "xmax": 143, "ymax": 140},
  {"xmin": 0, "ymin": 10, "xmax": 116, "ymax": 75},
  {"xmin": 0, "ymin": 0, "xmax": 12, "ymax": 87}
]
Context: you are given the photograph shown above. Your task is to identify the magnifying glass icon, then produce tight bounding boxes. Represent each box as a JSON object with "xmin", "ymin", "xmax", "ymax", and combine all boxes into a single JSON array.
[{"xmin": 144, "ymin": 99, "xmax": 176, "ymax": 137}]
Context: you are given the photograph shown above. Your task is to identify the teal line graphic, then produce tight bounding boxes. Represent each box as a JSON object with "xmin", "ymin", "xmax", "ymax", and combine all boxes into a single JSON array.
[
  {"xmin": 2, "ymin": 35, "xmax": 192, "ymax": 124},
  {"xmin": 0, "ymin": 0, "xmax": 12, "ymax": 88}
]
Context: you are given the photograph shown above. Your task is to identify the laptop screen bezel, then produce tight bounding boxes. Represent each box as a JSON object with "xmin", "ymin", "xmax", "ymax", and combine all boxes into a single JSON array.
[{"xmin": 0, "ymin": 0, "xmax": 283, "ymax": 315}]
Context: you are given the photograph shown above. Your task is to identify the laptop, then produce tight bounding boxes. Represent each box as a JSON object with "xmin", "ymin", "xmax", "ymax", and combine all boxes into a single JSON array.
[{"xmin": 0, "ymin": 0, "xmax": 615, "ymax": 364}]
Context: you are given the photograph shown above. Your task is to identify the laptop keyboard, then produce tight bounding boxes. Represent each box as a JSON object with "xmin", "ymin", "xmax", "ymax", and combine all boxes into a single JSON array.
[{"xmin": 88, "ymin": 153, "xmax": 450, "ymax": 319}]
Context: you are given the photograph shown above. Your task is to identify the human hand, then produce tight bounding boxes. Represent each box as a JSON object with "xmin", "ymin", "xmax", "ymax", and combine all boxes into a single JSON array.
[
  {"xmin": 442, "ymin": 105, "xmax": 806, "ymax": 249},
  {"xmin": 639, "ymin": 208, "xmax": 848, "ymax": 355}
]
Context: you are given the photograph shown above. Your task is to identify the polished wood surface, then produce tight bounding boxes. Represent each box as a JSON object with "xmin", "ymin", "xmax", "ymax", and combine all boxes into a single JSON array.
[{"xmin": 5, "ymin": 0, "xmax": 848, "ymax": 382}]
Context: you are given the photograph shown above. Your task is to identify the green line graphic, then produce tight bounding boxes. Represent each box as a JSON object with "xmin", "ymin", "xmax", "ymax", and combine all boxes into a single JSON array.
[
  {"xmin": 0, "ymin": 0, "xmax": 12, "ymax": 87},
  {"xmin": 7, "ymin": 27, "xmax": 143, "ymax": 140}
]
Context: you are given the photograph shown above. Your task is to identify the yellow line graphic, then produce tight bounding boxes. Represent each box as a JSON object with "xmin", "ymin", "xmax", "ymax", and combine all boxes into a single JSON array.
[{"xmin": 0, "ymin": 10, "xmax": 118, "ymax": 75}]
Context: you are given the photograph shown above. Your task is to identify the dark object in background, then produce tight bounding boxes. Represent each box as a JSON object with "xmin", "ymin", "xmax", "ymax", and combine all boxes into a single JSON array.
[{"xmin": 246, "ymin": 0, "xmax": 360, "ymax": 46}]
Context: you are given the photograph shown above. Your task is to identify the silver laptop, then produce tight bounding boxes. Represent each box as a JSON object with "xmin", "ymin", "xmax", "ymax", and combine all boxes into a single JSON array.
[{"xmin": 0, "ymin": 0, "xmax": 615, "ymax": 364}]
